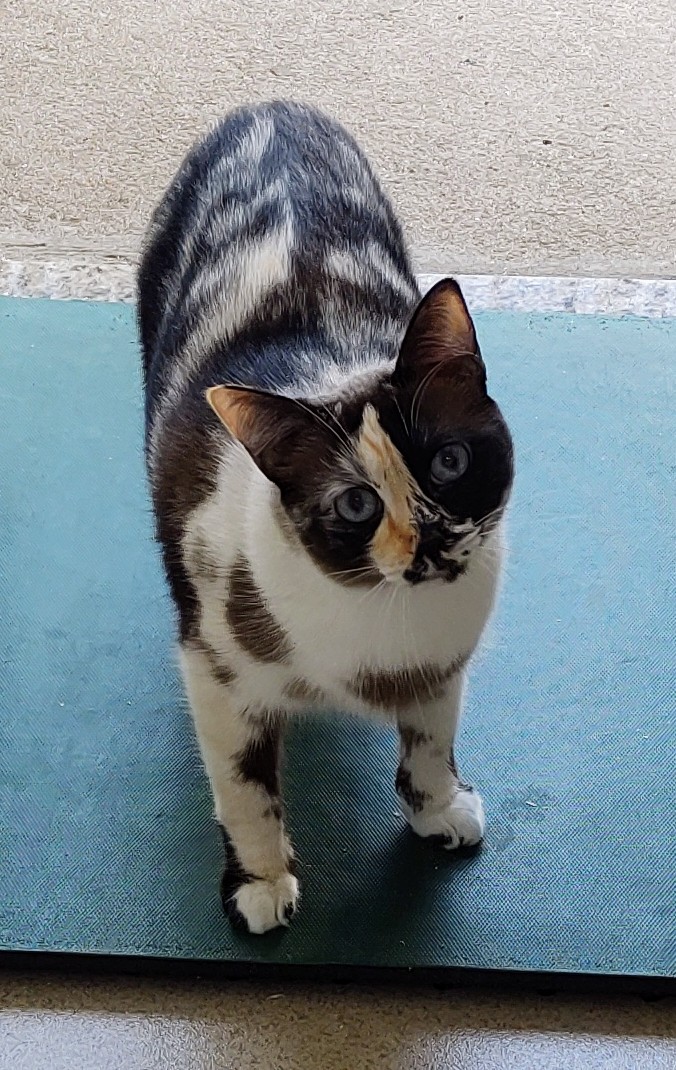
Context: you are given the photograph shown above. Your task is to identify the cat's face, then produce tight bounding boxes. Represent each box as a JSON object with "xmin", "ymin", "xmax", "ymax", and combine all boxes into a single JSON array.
[{"xmin": 208, "ymin": 279, "xmax": 514, "ymax": 587}]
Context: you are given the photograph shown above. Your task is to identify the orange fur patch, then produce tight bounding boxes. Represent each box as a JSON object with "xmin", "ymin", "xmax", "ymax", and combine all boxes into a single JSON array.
[
  {"xmin": 206, "ymin": 385, "xmax": 250, "ymax": 438},
  {"xmin": 436, "ymin": 286, "xmax": 476, "ymax": 354},
  {"xmin": 357, "ymin": 405, "xmax": 418, "ymax": 574}
]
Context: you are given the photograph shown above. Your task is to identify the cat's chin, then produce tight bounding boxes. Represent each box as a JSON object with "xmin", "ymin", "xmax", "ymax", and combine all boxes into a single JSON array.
[
  {"xmin": 378, "ymin": 572, "xmax": 410, "ymax": 588},
  {"xmin": 402, "ymin": 561, "xmax": 470, "ymax": 586},
  {"xmin": 381, "ymin": 570, "xmax": 460, "ymax": 589}
]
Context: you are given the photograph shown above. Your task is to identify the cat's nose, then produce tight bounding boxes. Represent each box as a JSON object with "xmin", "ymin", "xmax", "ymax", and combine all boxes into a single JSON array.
[
  {"xmin": 403, "ymin": 567, "xmax": 425, "ymax": 585},
  {"xmin": 416, "ymin": 522, "xmax": 444, "ymax": 558}
]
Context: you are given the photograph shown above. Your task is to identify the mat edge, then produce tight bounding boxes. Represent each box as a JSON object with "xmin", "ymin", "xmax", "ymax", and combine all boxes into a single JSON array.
[{"xmin": 1, "ymin": 950, "xmax": 673, "ymax": 998}]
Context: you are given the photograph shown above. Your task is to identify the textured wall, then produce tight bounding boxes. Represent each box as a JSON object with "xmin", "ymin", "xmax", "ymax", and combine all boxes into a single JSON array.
[{"xmin": 2, "ymin": 0, "xmax": 675, "ymax": 275}]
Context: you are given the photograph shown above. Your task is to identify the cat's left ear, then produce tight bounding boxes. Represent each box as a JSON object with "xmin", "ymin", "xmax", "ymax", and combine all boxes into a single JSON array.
[
  {"xmin": 206, "ymin": 384, "xmax": 318, "ymax": 490},
  {"xmin": 393, "ymin": 278, "xmax": 486, "ymax": 389}
]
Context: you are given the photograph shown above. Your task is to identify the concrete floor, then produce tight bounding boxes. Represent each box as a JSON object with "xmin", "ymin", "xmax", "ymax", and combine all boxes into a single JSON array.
[
  {"xmin": 1, "ymin": 973, "xmax": 675, "ymax": 1070},
  {"xmin": 1, "ymin": 0, "xmax": 675, "ymax": 1063},
  {"xmin": 2, "ymin": 0, "xmax": 675, "ymax": 278}
]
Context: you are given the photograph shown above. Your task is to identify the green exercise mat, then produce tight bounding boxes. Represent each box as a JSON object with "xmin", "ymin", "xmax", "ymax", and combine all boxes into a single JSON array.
[{"xmin": 1, "ymin": 295, "xmax": 674, "ymax": 992}]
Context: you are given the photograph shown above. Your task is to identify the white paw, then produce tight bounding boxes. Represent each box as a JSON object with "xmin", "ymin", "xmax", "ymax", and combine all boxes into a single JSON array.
[
  {"xmin": 231, "ymin": 873, "xmax": 300, "ymax": 935},
  {"xmin": 405, "ymin": 788, "xmax": 486, "ymax": 849}
]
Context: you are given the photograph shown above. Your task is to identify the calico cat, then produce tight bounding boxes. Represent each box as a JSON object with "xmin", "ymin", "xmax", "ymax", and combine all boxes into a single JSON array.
[{"xmin": 138, "ymin": 101, "xmax": 514, "ymax": 935}]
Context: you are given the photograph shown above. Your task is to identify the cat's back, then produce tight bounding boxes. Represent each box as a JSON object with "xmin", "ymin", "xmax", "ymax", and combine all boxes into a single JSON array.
[{"xmin": 139, "ymin": 101, "xmax": 418, "ymax": 446}]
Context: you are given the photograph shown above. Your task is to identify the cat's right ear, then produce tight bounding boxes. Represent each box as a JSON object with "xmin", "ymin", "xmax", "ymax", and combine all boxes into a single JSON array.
[{"xmin": 206, "ymin": 385, "xmax": 318, "ymax": 489}]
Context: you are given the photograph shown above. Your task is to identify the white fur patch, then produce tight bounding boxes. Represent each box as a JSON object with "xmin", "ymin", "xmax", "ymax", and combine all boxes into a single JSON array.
[
  {"xmin": 403, "ymin": 789, "xmax": 486, "ymax": 849},
  {"xmin": 232, "ymin": 874, "xmax": 300, "ymax": 934}
]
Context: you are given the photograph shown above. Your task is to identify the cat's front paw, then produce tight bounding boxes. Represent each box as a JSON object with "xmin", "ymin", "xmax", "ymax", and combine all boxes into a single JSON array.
[
  {"xmin": 224, "ymin": 873, "xmax": 300, "ymax": 935},
  {"xmin": 404, "ymin": 788, "xmax": 485, "ymax": 849}
]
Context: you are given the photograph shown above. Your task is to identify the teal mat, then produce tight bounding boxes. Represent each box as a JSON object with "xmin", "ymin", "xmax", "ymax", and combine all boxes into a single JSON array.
[{"xmin": 1, "ymin": 295, "xmax": 674, "ymax": 990}]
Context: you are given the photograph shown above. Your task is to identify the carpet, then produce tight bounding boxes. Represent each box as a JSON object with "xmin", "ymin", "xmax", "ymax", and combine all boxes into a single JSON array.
[{"xmin": 1, "ymin": 295, "xmax": 673, "ymax": 991}]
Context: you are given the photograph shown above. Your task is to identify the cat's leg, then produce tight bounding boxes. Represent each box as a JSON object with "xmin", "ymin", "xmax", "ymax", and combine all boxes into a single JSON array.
[
  {"xmin": 396, "ymin": 672, "xmax": 485, "ymax": 848},
  {"xmin": 179, "ymin": 642, "xmax": 298, "ymax": 934}
]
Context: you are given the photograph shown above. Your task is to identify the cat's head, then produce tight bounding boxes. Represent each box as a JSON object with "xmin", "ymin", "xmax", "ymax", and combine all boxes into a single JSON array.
[{"xmin": 207, "ymin": 279, "xmax": 514, "ymax": 586}]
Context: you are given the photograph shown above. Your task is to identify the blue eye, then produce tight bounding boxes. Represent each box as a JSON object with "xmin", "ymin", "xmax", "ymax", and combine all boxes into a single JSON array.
[
  {"xmin": 430, "ymin": 442, "xmax": 470, "ymax": 483},
  {"xmin": 335, "ymin": 487, "xmax": 381, "ymax": 524}
]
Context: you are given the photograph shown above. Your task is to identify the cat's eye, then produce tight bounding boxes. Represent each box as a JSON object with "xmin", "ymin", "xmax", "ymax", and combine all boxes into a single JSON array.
[
  {"xmin": 430, "ymin": 442, "xmax": 470, "ymax": 484},
  {"xmin": 334, "ymin": 486, "xmax": 382, "ymax": 524}
]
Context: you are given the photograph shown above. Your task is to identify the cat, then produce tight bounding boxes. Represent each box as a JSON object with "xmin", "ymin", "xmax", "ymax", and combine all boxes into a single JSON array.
[{"xmin": 138, "ymin": 100, "xmax": 514, "ymax": 935}]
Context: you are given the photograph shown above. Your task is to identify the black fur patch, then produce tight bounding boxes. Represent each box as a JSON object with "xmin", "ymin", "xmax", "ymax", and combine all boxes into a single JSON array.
[
  {"xmin": 193, "ymin": 638, "xmax": 236, "ymax": 686},
  {"xmin": 395, "ymin": 765, "xmax": 431, "ymax": 814},
  {"xmin": 265, "ymin": 800, "xmax": 284, "ymax": 822},
  {"xmin": 235, "ymin": 720, "xmax": 281, "ymax": 798},
  {"xmin": 150, "ymin": 400, "xmax": 219, "ymax": 643},
  {"xmin": 399, "ymin": 725, "xmax": 431, "ymax": 757},
  {"xmin": 219, "ymin": 825, "xmax": 255, "ymax": 927},
  {"xmin": 449, "ymin": 746, "xmax": 474, "ymax": 794},
  {"xmin": 348, "ymin": 660, "xmax": 466, "ymax": 710},
  {"xmin": 226, "ymin": 557, "xmax": 293, "ymax": 664},
  {"xmin": 283, "ymin": 678, "xmax": 325, "ymax": 705}
]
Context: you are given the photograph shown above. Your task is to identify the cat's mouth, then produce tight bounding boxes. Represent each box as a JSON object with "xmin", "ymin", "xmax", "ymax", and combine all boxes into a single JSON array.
[{"xmin": 402, "ymin": 557, "xmax": 469, "ymax": 586}]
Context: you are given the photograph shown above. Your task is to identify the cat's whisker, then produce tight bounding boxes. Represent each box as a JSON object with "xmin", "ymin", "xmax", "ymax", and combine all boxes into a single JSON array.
[
  {"xmin": 358, "ymin": 574, "xmax": 391, "ymax": 603},
  {"xmin": 409, "ymin": 361, "xmax": 445, "ymax": 432},
  {"xmin": 324, "ymin": 565, "xmax": 378, "ymax": 581},
  {"xmin": 392, "ymin": 395, "xmax": 410, "ymax": 437},
  {"xmin": 290, "ymin": 397, "xmax": 353, "ymax": 453},
  {"xmin": 478, "ymin": 506, "xmax": 504, "ymax": 523},
  {"xmin": 320, "ymin": 403, "xmax": 358, "ymax": 450},
  {"xmin": 409, "ymin": 349, "xmax": 476, "ymax": 432},
  {"xmin": 383, "ymin": 582, "xmax": 403, "ymax": 644}
]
